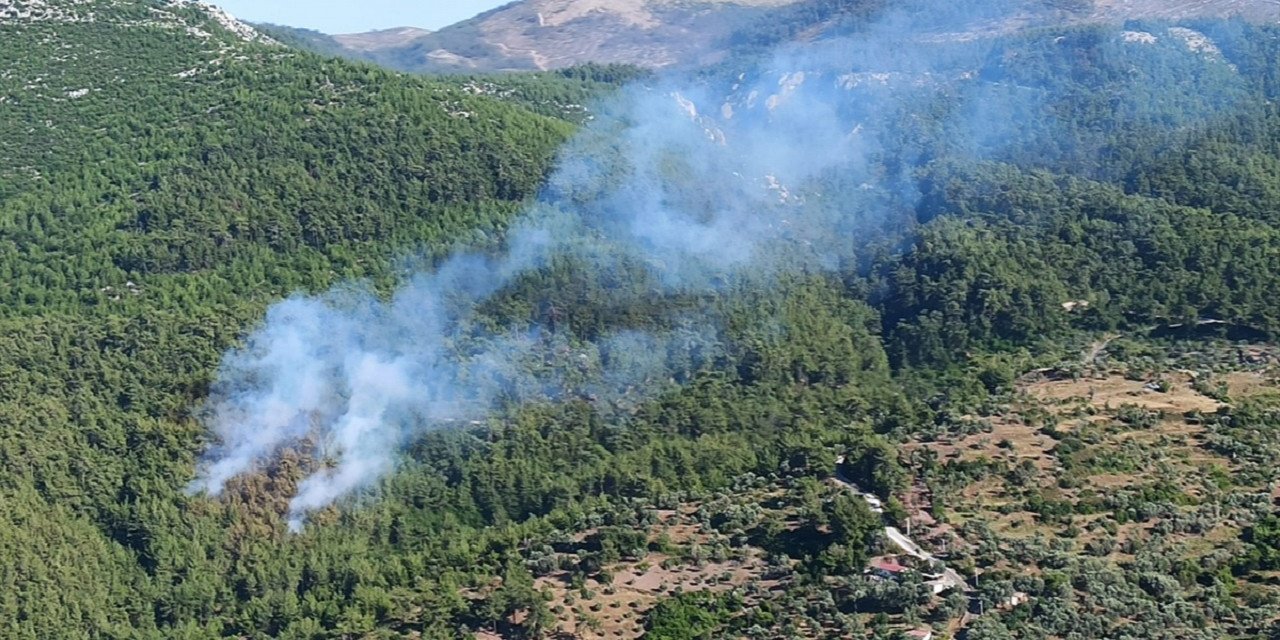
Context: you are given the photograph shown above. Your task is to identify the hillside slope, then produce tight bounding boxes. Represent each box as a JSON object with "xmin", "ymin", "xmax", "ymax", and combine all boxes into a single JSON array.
[
  {"xmin": 0, "ymin": 0, "xmax": 589, "ymax": 635},
  {"xmin": 335, "ymin": 0, "xmax": 811, "ymax": 72},
  {"xmin": 333, "ymin": 25, "xmax": 433, "ymax": 51},
  {"xmin": 8, "ymin": 1, "xmax": 1280, "ymax": 638},
  {"xmin": 1090, "ymin": 0, "xmax": 1280, "ymax": 21},
  {"xmin": 283, "ymin": 0, "xmax": 1280, "ymax": 74}
]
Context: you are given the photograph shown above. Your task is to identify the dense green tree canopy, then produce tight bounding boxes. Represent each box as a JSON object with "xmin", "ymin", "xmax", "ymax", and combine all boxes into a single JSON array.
[{"xmin": 3, "ymin": 2, "xmax": 1280, "ymax": 638}]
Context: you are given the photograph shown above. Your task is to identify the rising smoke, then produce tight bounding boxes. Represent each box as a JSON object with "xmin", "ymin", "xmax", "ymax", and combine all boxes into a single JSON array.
[{"xmin": 189, "ymin": 1, "xmax": 1248, "ymax": 530}]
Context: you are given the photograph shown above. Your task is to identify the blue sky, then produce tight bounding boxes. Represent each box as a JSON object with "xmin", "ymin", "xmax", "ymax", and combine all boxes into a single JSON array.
[{"xmin": 211, "ymin": 0, "xmax": 511, "ymax": 34}]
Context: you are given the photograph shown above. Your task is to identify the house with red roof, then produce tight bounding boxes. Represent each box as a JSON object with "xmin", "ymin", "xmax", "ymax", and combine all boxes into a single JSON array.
[{"xmin": 868, "ymin": 556, "xmax": 911, "ymax": 579}]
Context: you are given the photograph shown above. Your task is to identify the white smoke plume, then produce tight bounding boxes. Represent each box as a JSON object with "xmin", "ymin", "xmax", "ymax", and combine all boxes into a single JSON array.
[{"xmin": 189, "ymin": 1, "xmax": 1249, "ymax": 529}]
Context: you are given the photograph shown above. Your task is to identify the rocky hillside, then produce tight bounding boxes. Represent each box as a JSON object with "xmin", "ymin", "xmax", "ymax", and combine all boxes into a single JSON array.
[
  {"xmin": 1089, "ymin": 0, "xmax": 1280, "ymax": 22},
  {"xmin": 332, "ymin": 26, "xmax": 432, "ymax": 52},
  {"xmin": 291, "ymin": 0, "xmax": 1280, "ymax": 74},
  {"xmin": 0, "ymin": 0, "xmax": 273, "ymax": 41},
  {"xmin": 330, "ymin": 0, "xmax": 811, "ymax": 73}
]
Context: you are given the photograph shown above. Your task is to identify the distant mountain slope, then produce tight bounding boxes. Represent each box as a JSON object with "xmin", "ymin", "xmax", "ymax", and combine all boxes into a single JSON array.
[
  {"xmin": 1090, "ymin": 0, "xmax": 1280, "ymax": 21},
  {"xmin": 336, "ymin": 0, "xmax": 812, "ymax": 73},
  {"xmin": 252, "ymin": 22, "xmax": 347, "ymax": 55},
  {"xmin": 257, "ymin": 24, "xmax": 438, "ymax": 58},
  {"xmin": 333, "ymin": 26, "xmax": 433, "ymax": 52},
  {"xmin": 286, "ymin": 0, "xmax": 1280, "ymax": 74}
]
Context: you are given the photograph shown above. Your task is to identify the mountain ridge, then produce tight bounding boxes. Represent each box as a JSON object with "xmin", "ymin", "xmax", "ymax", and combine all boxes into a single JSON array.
[
  {"xmin": 0, "ymin": 0, "xmax": 274, "ymax": 43},
  {"xmin": 332, "ymin": 25, "xmax": 432, "ymax": 51},
  {"xmin": 322, "ymin": 0, "xmax": 812, "ymax": 72},
  {"xmin": 277, "ymin": 0, "xmax": 1280, "ymax": 74}
]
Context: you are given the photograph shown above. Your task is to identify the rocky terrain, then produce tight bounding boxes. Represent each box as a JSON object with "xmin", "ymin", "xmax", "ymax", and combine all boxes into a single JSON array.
[
  {"xmin": 319, "ymin": 0, "xmax": 808, "ymax": 73},
  {"xmin": 331, "ymin": 26, "xmax": 432, "ymax": 52},
  {"xmin": 276, "ymin": 0, "xmax": 1280, "ymax": 74},
  {"xmin": 1091, "ymin": 0, "xmax": 1280, "ymax": 22},
  {"xmin": 0, "ymin": 0, "xmax": 272, "ymax": 42}
]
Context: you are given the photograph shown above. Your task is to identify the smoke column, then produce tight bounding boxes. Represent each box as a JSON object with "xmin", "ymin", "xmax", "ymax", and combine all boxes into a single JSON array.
[{"xmin": 189, "ymin": 1, "xmax": 1248, "ymax": 529}]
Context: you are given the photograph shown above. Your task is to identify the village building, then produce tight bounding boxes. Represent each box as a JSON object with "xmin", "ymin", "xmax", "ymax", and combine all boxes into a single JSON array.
[{"xmin": 867, "ymin": 556, "xmax": 911, "ymax": 580}]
